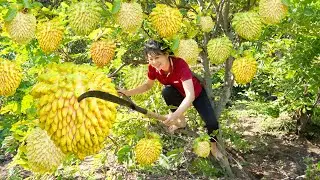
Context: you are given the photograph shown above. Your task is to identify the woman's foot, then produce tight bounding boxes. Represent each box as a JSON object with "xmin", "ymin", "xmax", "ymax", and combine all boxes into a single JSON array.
[
  {"xmin": 167, "ymin": 116, "xmax": 186, "ymax": 134},
  {"xmin": 211, "ymin": 142, "xmax": 223, "ymax": 160}
]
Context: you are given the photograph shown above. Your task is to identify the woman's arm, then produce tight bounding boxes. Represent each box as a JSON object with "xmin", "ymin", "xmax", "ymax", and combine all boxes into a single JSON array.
[
  {"xmin": 119, "ymin": 79, "xmax": 155, "ymax": 96},
  {"xmin": 165, "ymin": 79, "xmax": 195, "ymax": 123}
]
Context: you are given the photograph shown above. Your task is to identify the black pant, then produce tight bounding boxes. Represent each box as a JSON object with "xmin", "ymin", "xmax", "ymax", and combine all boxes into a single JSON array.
[{"xmin": 162, "ymin": 85, "xmax": 219, "ymax": 142}]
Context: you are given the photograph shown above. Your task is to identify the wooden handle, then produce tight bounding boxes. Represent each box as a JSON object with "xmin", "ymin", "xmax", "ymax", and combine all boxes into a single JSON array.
[{"xmin": 146, "ymin": 111, "xmax": 167, "ymax": 121}]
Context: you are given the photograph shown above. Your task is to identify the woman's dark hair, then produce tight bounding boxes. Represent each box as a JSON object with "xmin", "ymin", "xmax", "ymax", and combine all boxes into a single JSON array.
[{"xmin": 143, "ymin": 39, "xmax": 169, "ymax": 56}]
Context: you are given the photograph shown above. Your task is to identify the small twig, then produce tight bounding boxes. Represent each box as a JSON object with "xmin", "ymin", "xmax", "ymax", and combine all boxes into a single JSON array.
[
  {"xmin": 100, "ymin": 0, "xmax": 109, "ymax": 12},
  {"xmin": 108, "ymin": 63, "xmax": 127, "ymax": 78},
  {"xmin": 205, "ymin": 0, "xmax": 214, "ymax": 11},
  {"xmin": 58, "ymin": 48, "xmax": 74, "ymax": 62},
  {"xmin": 107, "ymin": 136, "xmax": 119, "ymax": 146}
]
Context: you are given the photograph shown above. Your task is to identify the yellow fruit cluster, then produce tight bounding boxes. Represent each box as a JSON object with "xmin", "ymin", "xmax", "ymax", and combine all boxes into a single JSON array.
[
  {"xmin": 5, "ymin": 12, "xmax": 36, "ymax": 44},
  {"xmin": 116, "ymin": 2, "xmax": 143, "ymax": 33},
  {"xmin": 207, "ymin": 36, "xmax": 233, "ymax": 65},
  {"xmin": 200, "ymin": 16, "xmax": 215, "ymax": 32},
  {"xmin": 193, "ymin": 140, "xmax": 211, "ymax": 158},
  {"xmin": 0, "ymin": 59, "xmax": 22, "ymax": 96},
  {"xmin": 150, "ymin": 4, "xmax": 182, "ymax": 38},
  {"xmin": 259, "ymin": 0, "xmax": 288, "ymax": 25},
  {"xmin": 68, "ymin": 1, "xmax": 102, "ymax": 35},
  {"xmin": 90, "ymin": 40, "xmax": 116, "ymax": 67},
  {"xmin": 174, "ymin": 39, "xmax": 199, "ymax": 65},
  {"xmin": 31, "ymin": 63, "xmax": 118, "ymax": 159},
  {"xmin": 135, "ymin": 136, "xmax": 162, "ymax": 165},
  {"xmin": 232, "ymin": 56, "xmax": 258, "ymax": 85},
  {"xmin": 37, "ymin": 19, "xmax": 64, "ymax": 53},
  {"xmin": 26, "ymin": 127, "xmax": 65, "ymax": 173},
  {"xmin": 232, "ymin": 12, "xmax": 263, "ymax": 41}
]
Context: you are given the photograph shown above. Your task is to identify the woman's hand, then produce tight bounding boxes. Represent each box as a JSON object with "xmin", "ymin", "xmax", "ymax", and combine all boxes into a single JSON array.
[
  {"xmin": 117, "ymin": 88, "xmax": 129, "ymax": 96},
  {"xmin": 163, "ymin": 112, "xmax": 179, "ymax": 126}
]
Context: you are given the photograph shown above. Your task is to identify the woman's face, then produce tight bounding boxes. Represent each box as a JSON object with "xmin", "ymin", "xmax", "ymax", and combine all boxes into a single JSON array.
[{"xmin": 147, "ymin": 53, "xmax": 170, "ymax": 71}]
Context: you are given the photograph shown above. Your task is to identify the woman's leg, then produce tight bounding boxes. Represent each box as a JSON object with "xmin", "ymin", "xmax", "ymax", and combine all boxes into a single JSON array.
[
  {"xmin": 161, "ymin": 85, "xmax": 186, "ymax": 133},
  {"xmin": 192, "ymin": 88, "xmax": 222, "ymax": 158}
]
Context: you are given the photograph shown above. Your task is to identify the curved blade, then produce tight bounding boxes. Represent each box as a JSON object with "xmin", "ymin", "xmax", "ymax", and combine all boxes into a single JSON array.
[{"xmin": 77, "ymin": 90, "xmax": 147, "ymax": 114}]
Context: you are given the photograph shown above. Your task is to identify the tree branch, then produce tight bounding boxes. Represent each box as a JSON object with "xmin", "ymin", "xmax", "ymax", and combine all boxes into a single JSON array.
[{"xmin": 108, "ymin": 63, "xmax": 127, "ymax": 78}]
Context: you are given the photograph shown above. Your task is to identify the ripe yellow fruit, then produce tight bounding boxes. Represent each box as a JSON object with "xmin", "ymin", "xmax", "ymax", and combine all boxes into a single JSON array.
[
  {"xmin": 115, "ymin": 2, "xmax": 143, "ymax": 33},
  {"xmin": 199, "ymin": 16, "xmax": 215, "ymax": 32},
  {"xmin": 193, "ymin": 140, "xmax": 211, "ymax": 158},
  {"xmin": 4, "ymin": 12, "xmax": 36, "ymax": 44},
  {"xmin": 232, "ymin": 12, "xmax": 263, "ymax": 41},
  {"xmin": 149, "ymin": 4, "xmax": 182, "ymax": 38},
  {"xmin": 0, "ymin": 59, "xmax": 22, "ymax": 96},
  {"xmin": 68, "ymin": 1, "xmax": 102, "ymax": 35},
  {"xmin": 90, "ymin": 40, "xmax": 116, "ymax": 67},
  {"xmin": 259, "ymin": 0, "xmax": 288, "ymax": 25},
  {"xmin": 174, "ymin": 39, "xmax": 199, "ymax": 65},
  {"xmin": 26, "ymin": 127, "xmax": 65, "ymax": 173},
  {"xmin": 232, "ymin": 55, "xmax": 258, "ymax": 84},
  {"xmin": 207, "ymin": 37, "xmax": 233, "ymax": 65},
  {"xmin": 37, "ymin": 19, "xmax": 64, "ymax": 53},
  {"xmin": 135, "ymin": 136, "xmax": 162, "ymax": 165},
  {"xmin": 31, "ymin": 63, "xmax": 118, "ymax": 159}
]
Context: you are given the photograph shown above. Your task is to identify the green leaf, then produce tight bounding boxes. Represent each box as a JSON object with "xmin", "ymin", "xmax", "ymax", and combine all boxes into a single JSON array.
[
  {"xmin": 111, "ymin": 0, "xmax": 121, "ymax": 14},
  {"xmin": 0, "ymin": 102, "xmax": 19, "ymax": 114},
  {"xmin": 171, "ymin": 38, "xmax": 180, "ymax": 51},
  {"xmin": 117, "ymin": 145, "xmax": 131, "ymax": 163},
  {"xmin": 31, "ymin": 2, "xmax": 43, "ymax": 8},
  {"xmin": 304, "ymin": 7, "xmax": 314, "ymax": 16},
  {"xmin": 281, "ymin": 0, "xmax": 290, "ymax": 6},
  {"xmin": 4, "ymin": 7, "xmax": 17, "ymax": 22},
  {"xmin": 23, "ymin": 0, "xmax": 31, "ymax": 8},
  {"xmin": 21, "ymin": 94, "xmax": 34, "ymax": 114}
]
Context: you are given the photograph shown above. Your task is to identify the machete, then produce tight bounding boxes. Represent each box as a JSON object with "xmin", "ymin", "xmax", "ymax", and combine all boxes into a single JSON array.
[{"xmin": 77, "ymin": 90, "xmax": 166, "ymax": 121}]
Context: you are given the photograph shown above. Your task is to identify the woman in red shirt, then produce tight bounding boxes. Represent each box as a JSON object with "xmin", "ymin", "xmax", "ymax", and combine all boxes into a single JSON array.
[{"xmin": 119, "ymin": 40, "xmax": 221, "ymax": 159}]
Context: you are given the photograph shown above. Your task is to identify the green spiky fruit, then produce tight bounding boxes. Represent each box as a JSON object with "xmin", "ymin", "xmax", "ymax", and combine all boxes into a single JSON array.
[
  {"xmin": 207, "ymin": 37, "xmax": 233, "ymax": 65},
  {"xmin": 193, "ymin": 141, "xmax": 211, "ymax": 158},
  {"xmin": 115, "ymin": 2, "xmax": 143, "ymax": 33},
  {"xmin": 0, "ymin": 59, "xmax": 22, "ymax": 96},
  {"xmin": 199, "ymin": 16, "xmax": 215, "ymax": 32},
  {"xmin": 90, "ymin": 40, "xmax": 116, "ymax": 67},
  {"xmin": 68, "ymin": 1, "xmax": 102, "ymax": 35},
  {"xmin": 26, "ymin": 127, "xmax": 65, "ymax": 173},
  {"xmin": 232, "ymin": 12, "xmax": 263, "ymax": 41},
  {"xmin": 232, "ymin": 56, "xmax": 258, "ymax": 84},
  {"xmin": 174, "ymin": 39, "xmax": 199, "ymax": 65},
  {"xmin": 37, "ymin": 19, "xmax": 64, "ymax": 53},
  {"xmin": 31, "ymin": 63, "xmax": 118, "ymax": 159},
  {"xmin": 259, "ymin": 0, "xmax": 288, "ymax": 25},
  {"xmin": 4, "ymin": 12, "xmax": 36, "ymax": 44},
  {"xmin": 149, "ymin": 4, "xmax": 182, "ymax": 38},
  {"xmin": 135, "ymin": 135, "xmax": 162, "ymax": 165}
]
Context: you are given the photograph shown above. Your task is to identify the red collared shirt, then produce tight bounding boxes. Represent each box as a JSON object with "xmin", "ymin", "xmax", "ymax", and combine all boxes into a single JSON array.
[{"xmin": 147, "ymin": 56, "xmax": 202, "ymax": 98}]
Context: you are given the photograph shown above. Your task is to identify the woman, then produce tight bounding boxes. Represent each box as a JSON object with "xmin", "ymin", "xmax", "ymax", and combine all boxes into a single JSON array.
[{"xmin": 118, "ymin": 40, "xmax": 221, "ymax": 158}]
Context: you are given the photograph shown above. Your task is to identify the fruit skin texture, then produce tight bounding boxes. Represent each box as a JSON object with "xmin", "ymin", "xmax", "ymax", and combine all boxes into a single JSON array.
[
  {"xmin": 37, "ymin": 19, "xmax": 64, "ymax": 53},
  {"xmin": 31, "ymin": 63, "xmax": 118, "ymax": 159},
  {"xmin": 90, "ymin": 40, "xmax": 116, "ymax": 67},
  {"xmin": 207, "ymin": 37, "xmax": 233, "ymax": 65},
  {"xmin": 115, "ymin": 2, "xmax": 143, "ymax": 33},
  {"xmin": 4, "ymin": 12, "xmax": 36, "ymax": 44},
  {"xmin": 232, "ymin": 55, "xmax": 258, "ymax": 85},
  {"xmin": 26, "ymin": 127, "xmax": 65, "ymax": 174},
  {"xmin": 174, "ymin": 39, "xmax": 199, "ymax": 65},
  {"xmin": 232, "ymin": 12, "xmax": 263, "ymax": 41},
  {"xmin": 135, "ymin": 136, "xmax": 162, "ymax": 165},
  {"xmin": 68, "ymin": 1, "xmax": 102, "ymax": 35},
  {"xmin": 0, "ymin": 59, "xmax": 22, "ymax": 96},
  {"xmin": 200, "ymin": 16, "xmax": 215, "ymax": 32},
  {"xmin": 149, "ymin": 4, "xmax": 182, "ymax": 38},
  {"xmin": 193, "ymin": 140, "xmax": 211, "ymax": 158},
  {"xmin": 259, "ymin": 0, "xmax": 288, "ymax": 25}
]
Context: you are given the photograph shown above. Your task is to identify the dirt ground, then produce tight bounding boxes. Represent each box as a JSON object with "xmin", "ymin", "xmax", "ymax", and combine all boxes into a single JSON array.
[{"xmin": 229, "ymin": 113, "xmax": 320, "ymax": 179}]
